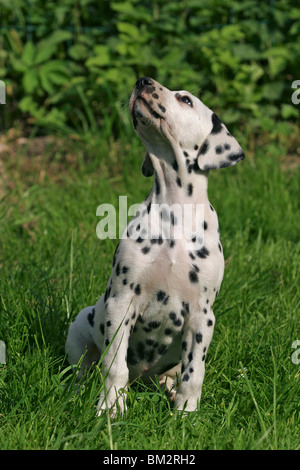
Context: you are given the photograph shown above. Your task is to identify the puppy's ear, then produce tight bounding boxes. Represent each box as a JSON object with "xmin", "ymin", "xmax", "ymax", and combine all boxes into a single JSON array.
[
  {"xmin": 197, "ymin": 113, "xmax": 245, "ymax": 171},
  {"xmin": 142, "ymin": 152, "xmax": 154, "ymax": 177}
]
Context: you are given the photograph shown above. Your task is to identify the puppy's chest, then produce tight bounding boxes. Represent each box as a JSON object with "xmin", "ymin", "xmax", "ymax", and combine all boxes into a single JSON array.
[
  {"xmin": 126, "ymin": 300, "xmax": 184, "ymax": 378},
  {"xmin": 123, "ymin": 212, "xmax": 220, "ymax": 286}
]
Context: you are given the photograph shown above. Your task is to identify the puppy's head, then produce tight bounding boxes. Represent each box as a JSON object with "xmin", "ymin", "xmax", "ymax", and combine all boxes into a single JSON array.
[{"xmin": 130, "ymin": 77, "xmax": 244, "ymax": 176}]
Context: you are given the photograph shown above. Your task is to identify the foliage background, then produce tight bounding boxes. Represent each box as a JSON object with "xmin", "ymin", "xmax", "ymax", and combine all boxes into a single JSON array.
[{"xmin": 1, "ymin": 0, "xmax": 300, "ymax": 143}]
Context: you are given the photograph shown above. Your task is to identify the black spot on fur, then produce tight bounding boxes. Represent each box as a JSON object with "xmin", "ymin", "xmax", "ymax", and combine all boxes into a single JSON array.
[
  {"xmin": 150, "ymin": 236, "xmax": 163, "ymax": 245},
  {"xmin": 116, "ymin": 263, "xmax": 121, "ymax": 276},
  {"xmin": 158, "ymin": 103, "xmax": 166, "ymax": 113},
  {"xmin": 142, "ymin": 246, "xmax": 151, "ymax": 254},
  {"xmin": 176, "ymin": 176, "xmax": 182, "ymax": 187},
  {"xmin": 173, "ymin": 315, "xmax": 182, "ymax": 327},
  {"xmin": 187, "ymin": 183, "xmax": 193, "ymax": 196},
  {"xmin": 104, "ymin": 287, "xmax": 111, "ymax": 302},
  {"xmin": 87, "ymin": 308, "xmax": 95, "ymax": 327},
  {"xmin": 155, "ymin": 175, "xmax": 160, "ymax": 195},
  {"xmin": 211, "ymin": 113, "xmax": 223, "ymax": 134},
  {"xmin": 169, "ymin": 311, "xmax": 176, "ymax": 321},
  {"xmin": 100, "ymin": 323, "xmax": 104, "ymax": 334},
  {"xmin": 199, "ymin": 139, "xmax": 209, "ymax": 155},
  {"xmin": 134, "ymin": 284, "xmax": 141, "ymax": 295},
  {"xmin": 182, "ymin": 302, "xmax": 189, "ymax": 315},
  {"xmin": 196, "ymin": 247, "xmax": 210, "ymax": 259},
  {"xmin": 182, "ymin": 373, "xmax": 189, "ymax": 382},
  {"xmin": 207, "ymin": 319, "xmax": 213, "ymax": 327},
  {"xmin": 172, "ymin": 159, "xmax": 178, "ymax": 171},
  {"xmin": 148, "ymin": 321, "xmax": 161, "ymax": 329},
  {"xmin": 145, "ymin": 348, "xmax": 156, "ymax": 363},
  {"xmin": 157, "ymin": 290, "xmax": 167, "ymax": 302},
  {"xmin": 146, "ymin": 338, "xmax": 158, "ymax": 348},
  {"xmin": 203, "ymin": 221, "xmax": 208, "ymax": 230},
  {"xmin": 196, "ymin": 332, "xmax": 202, "ymax": 343},
  {"xmin": 189, "ymin": 270, "xmax": 199, "ymax": 283}
]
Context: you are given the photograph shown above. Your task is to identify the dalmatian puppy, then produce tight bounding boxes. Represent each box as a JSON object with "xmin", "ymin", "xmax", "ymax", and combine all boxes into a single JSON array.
[{"xmin": 65, "ymin": 77, "xmax": 245, "ymax": 416}]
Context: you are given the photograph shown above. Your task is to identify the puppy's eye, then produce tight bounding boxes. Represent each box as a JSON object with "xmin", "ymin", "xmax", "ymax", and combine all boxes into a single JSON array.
[
  {"xmin": 181, "ymin": 96, "xmax": 193, "ymax": 106},
  {"xmin": 176, "ymin": 93, "xmax": 193, "ymax": 107}
]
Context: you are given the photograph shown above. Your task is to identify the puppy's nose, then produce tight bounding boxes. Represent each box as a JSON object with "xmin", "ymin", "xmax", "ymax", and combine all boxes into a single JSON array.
[{"xmin": 135, "ymin": 77, "xmax": 154, "ymax": 90}]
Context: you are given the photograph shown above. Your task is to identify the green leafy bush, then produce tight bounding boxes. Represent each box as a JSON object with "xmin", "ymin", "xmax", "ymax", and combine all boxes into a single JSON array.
[{"xmin": 1, "ymin": 0, "xmax": 299, "ymax": 137}]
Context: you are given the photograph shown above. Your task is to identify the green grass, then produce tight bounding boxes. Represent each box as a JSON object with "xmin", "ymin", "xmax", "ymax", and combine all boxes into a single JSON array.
[{"xmin": 0, "ymin": 130, "xmax": 299, "ymax": 450}]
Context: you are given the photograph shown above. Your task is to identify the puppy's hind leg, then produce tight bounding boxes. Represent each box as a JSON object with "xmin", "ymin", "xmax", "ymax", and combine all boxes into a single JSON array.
[{"xmin": 65, "ymin": 306, "xmax": 101, "ymax": 381}]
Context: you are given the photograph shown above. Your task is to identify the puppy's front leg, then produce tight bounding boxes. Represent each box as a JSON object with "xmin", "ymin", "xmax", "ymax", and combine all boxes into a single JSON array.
[
  {"xmin": 174, "ymin": 307, "xmax": 215, "ymax": 412},
  {"xmin": 97, "ymin": 296, "xmax": 135, "ymax": 417}
]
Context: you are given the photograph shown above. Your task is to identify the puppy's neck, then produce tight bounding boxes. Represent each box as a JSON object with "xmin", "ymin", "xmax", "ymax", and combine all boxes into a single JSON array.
[{"xmin": 147, "ymin": 148, "xmax": 210, "ymax": 206}]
